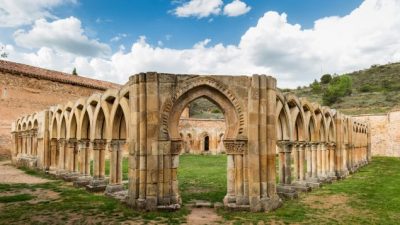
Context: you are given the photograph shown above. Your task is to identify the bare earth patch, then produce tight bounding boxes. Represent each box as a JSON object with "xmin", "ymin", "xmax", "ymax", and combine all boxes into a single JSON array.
[
  {"xmin": 187, "ymin": 207, "xmax": 223, "ymax": 225},
  {"xmin": 302, "ymin": 194, "xmax": 349, "ymax": 209},
  {"xmin": 0, "ymin": 161, "xmax": 50, "ymax": 184}
]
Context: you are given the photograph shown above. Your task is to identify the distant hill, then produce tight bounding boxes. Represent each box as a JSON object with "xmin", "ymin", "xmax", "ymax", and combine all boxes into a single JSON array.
[{"xmin": 282, "ymin": 62, "xmax": 400, "ymax": 115}]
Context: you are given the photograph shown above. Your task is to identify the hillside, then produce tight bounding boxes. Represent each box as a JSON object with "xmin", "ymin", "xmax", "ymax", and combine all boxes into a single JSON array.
[{"xmin": 283, "ymin": 62, "xmax": 400, "ymax": 115}]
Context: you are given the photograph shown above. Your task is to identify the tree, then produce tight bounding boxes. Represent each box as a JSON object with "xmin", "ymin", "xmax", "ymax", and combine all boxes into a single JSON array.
[
  {"xmin": 320, "ymin": 74, "xmax": 332, "ymax": 84},
  {"xmin": 0, "ymin": 45, "xmax": 8, "ymax": 58},
  {"xmin": 310, "ymin": 79, "xmax": 322, "ymax": 93},
  {"xmin": 322, "ymin": 75, "xmax": 352, "ymax": 106},
  {"xmin": 72, "ymin": 67, "xmax": 78, "ymax": 76}
]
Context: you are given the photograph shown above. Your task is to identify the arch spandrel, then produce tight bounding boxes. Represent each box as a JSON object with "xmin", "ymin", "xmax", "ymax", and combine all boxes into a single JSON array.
[{"xmin": 276, "ymin": 93, "xmax": 292, "ymax": 140}]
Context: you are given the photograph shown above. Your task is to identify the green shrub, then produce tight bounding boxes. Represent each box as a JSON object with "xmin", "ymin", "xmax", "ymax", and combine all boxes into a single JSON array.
[
  {"xmin": 320, "ymin": 74, "xmax": 332, "ymax": 84},
  {"xmin": 310, "ymin": 79, "xmax": 322, "ymax": 93},
  {"xmin": 359, "ymin": 84, "xmax": 372, "ymax": 93},
  {"xmin": 322, "ymin": 75, "xmax": 352, "ymax": 106}
]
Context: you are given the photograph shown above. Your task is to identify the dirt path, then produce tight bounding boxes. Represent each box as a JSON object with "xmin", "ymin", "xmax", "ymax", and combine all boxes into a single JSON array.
[
  {"xmin": 0, "ymin": 161, "xmax": 50, "ymax": 184},
  {"xmin": 186, "ymin": 207, "xmax": 223, "ymax": 225}
]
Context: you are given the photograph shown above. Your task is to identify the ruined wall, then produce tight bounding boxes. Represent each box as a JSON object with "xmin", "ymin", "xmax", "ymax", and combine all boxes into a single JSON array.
[
  {"xmin": 178, "ymin": 118, "xmax": 226, "ymax": 154},
  {"xmin": 0, "ymin": 60, "xmax": 120, "ymax": 158},
  {"xmin": 354, "ymin": 111, "xmax": 400, "ymax": 157}
]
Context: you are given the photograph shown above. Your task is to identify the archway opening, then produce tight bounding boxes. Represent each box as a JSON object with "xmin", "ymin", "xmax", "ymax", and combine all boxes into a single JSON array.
[{"xmin": 175, "ymin": 94, "xmax": 230, "ymax": 204}]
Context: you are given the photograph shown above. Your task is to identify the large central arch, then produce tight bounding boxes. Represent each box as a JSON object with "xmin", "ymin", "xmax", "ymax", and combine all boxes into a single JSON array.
[{"xmin": 127, "ymin": 73, "xmax": 281, "ymax": 212}]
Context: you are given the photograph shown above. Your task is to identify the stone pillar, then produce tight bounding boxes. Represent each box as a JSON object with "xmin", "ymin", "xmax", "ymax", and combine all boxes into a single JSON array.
[
  {"xmin": 65, "ymin": 139, "xmax": 76, "ymax": 173},
  {"xmin": 78, "ymin": 140, "xmax": 90, "ymax": 176},
  {"xmin": 106, "ymin": 140, "xmax": 125, "ymax": 193},
  {"xmin": 57, "ymin": 139, "xmax": 66, "ymax": 171},
  {"xmin": 298, "ymin": 143, "xmax": 306, "ymax": 181},
  {"xmin": 328, "ymin": 143, "xmax": 336, "ymax": 178},
  {"xmin": 32, "ymin": 130, "xmax": 38, "ymax": 156},
  {"xmin": 277, "ymin": 141, "xmax": 286, "ymax": 184},
  {"xmin": 306, "ymin": 143, "xmax": 312, "ymax": 179},
  {"xmin": 320, "ymin": 142, "xmax": 327, "ymax": 178},
  {"xmin": 26, "ymin": 132, "xmax": 32, "ymax": 156},
  {"xmin": 277, "ymin": 141, "xmax": 292, "ymax": 185},
  {"xmin": 311, "ymin": 143, "xmax": 318, "ymax": 179},
  {"xmin": 86, "ymin": 139, "xmax": 108, "ymax": 192},
  {"xmin": 292, "ymin": 142, "xmax": 299, "ymax": 181},
  {"xmin": 50, "ymin": 138, "xmax": 58, "ymax": 171}
]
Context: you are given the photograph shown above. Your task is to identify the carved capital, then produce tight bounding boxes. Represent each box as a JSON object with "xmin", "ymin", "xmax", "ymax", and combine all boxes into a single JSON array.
[
  {"xmin": 223, "ymin": 139, "xmax": 247, "ymax": 155},
  {"xmin": 93, "ymin": 139, "xmax": 106, "ymax": 150},
  {"xmin": 171, "ymin": 139, "xmax": 182, "ymax": 155}
]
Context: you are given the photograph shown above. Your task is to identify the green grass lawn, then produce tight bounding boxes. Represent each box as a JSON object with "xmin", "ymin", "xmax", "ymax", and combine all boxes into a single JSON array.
[
  {"xmin": 178, "ymin": 154, "xmax": 227, "ymax": 203},
  {"xmin": 1, "ymin": 156, "xmax": 400, "ymax": 224}
]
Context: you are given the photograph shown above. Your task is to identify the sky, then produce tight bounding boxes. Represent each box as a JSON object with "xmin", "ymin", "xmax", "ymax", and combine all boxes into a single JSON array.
[{"xmin": 1, "ymin": 0, "xmax": 400, "ymax": 88}]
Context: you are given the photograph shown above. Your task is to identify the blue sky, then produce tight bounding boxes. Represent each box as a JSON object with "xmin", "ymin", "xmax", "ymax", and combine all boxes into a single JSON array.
[
  {"xmin": 55, "ymin": 0, "xmax": 363, "ymax": 50},
  {"xmin": 1, "ymin": 0, "xmax": 399, "ymax": 87}
]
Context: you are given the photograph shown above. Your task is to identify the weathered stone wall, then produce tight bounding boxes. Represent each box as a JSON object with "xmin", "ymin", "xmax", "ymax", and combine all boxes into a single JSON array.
[
  {"xmin": 354, "ymin": 111, "xmax": 400, "ymax": 157},
  {"xmin": 178, "ymin": 118, "xmax": 226, "ymax": 154},
  {"xmin": 0, "ymin": 60, "xmax": 120, "ymax": 158}
]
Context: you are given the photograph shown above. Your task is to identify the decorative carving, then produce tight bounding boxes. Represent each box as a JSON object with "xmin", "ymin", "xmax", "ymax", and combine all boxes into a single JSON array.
[
  {"xmin": 223, "ymin": 139, "xmax": 247, "ymax": 154},
  {"xmin": 171, "ymin": 140, "xmax": 183, "ymax": 155}
]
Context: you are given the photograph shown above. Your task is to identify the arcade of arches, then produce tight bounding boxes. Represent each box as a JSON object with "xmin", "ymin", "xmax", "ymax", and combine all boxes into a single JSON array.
[{"xmin": 11, "ymin": 73, "xmax": 370, "ymax": 212}]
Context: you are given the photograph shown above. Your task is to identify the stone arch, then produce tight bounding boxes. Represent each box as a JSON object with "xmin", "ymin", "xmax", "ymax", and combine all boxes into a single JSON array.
[
  {"xmin": 93, "ymin": 106, "xmax": 108, "ymax": 140},
  {"xmin": 286, "ymin": 95, "xmax": 305, "ymax": 141},
  {"xmin": 313, "ymin": 106, "xmax": 327, "ymax": 142},
  {"xmin": 162, "ymin": 76, "xmax": 245, "ymax": 140},
  {"xmin": 60, "ymin": 116, "xmax": 67, "ymax": 139},
  {"xmin": 80, "ymin": 109, "xmax": 91, "ymax": 140},
  {"xmin": 276, "ymin": 94, "xmax": 291, "ymax": 141},
  {"xmin": 68, "ymin": 113, "xmax": 78, "ymax": 139},
  {"xmin": 166, "ymin": 83, "xmax": 241, "ymax": 140}
]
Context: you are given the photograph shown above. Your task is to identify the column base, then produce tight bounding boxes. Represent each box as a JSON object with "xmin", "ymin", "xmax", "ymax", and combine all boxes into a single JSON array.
[
  {"xmin": 73, "ymin": 175, "xmax": 93, "ymax": 187},
  {"xmin": 86, "ymin": 178, "xmax": 109, "ymax": 192},
  {"xmin": 292, "ymin": 180, "xmax": 312, "ymax": 192},
  {"xmin": 277, "ymin": 185, "xmax": 298, "ymax": 199},
  {"xmin": 327, "ymin": 172, "xmax": 338, "ymax": 181},
  {"xmin": 305, "ymin": 178, "xmax": 322, "ymax": 189},
  {"xmin": 105, "ymin": 184, "xmax": 124, "ymax": 194},
  {"xmin": 336, "ymin": 170, "xmax": 349, "ymax": 179},
  {"xmin": 62, "ymin": 172, "xmax": 81, "ymax": 182}
]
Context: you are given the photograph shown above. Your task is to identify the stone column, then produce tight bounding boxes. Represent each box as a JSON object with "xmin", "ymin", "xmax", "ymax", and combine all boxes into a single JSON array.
[
  {"xmin": 57, "ymin": 139, "xmax": 66, "ymax": 172},
  {"xmin": 226, "ymin": 154, "xmax": 235, "ymax": 203},
  {"xmin": 26, "ymin": 131, "xmax": 32, "ymax": 156},
  {"xmin": 50, "ymin": 138, "xmax": 58, "ymax": 171},
  {"xmin": 277, "ymin": 141, "xmax": 287, "ymax": 184},
  {"xmin": 311, "ymin": 143, "xmax": 318, "ymax": 179},
  {"xmin": 320, "ymin": 142, "xmax": 327, "ymax": 178},
  {"xmin": 86, "ymin": 139, "xmax": 108, "ymax": 192},
  {"xmin": 328, "ymin": 143, "xmax": 336, "ymax": 178},
  {"xmin": 284, "ymin": 142, "xmax": 292, "ymax": 185},
  {"xmin": 78, "ymin": 140, "xmax": 90, "ymax": 176},
  {"xmin": 292, "ymin": 142, "xmax": 299, "ymax": 181},
  {"xmin": 306, "ymin": 143, "xmax": 312, "ymax": 179},
  {"xmin": 316, "ymin": 142, "xmax": 323, "ymax": 178},
  {"xmin": 66, "ymin": 139, "xmax": 73, "ymax": 172},
  {"xmin": 298, "ymin": 142, "xmax": 306, "ymax": 181},
  {"xmin": 106, "ymin": 140, "xmax": 125, "ymax": 193},
  {"xmin": 17, "ymin": 134, "xmax": 22, "ymax": 156},
  {"xmin": 32, "ymin": 130, "xmax": 38, "ymax": 156}
]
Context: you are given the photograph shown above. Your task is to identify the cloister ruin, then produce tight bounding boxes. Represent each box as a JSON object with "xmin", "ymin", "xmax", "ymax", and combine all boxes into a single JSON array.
[{"xmin": 10, "ymin": 73, "xmax": 370, "ymax": 212}]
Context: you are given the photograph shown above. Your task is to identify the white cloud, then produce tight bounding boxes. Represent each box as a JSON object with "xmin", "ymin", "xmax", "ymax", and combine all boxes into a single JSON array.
[
  {"xmin": 14, "ymin": 17, "xmax": 111, "ymax": 57},
  {"xmin": 110, "ymin": 33, "xmax": 128, "ymax": 42},
  {"xmin": 0, "ymin": 0, "xmax": 76, "ymax": 27},
  {"xmin": 223, "ymin": 0, "xmax": 251, "ymax": 17},
  {"xmin": 6, "ymin": 0, "xmax": 400, "ymax": 88},
  {"xmin": 173, "ymin": 0, "xmax": 223, "ymax": 18}
]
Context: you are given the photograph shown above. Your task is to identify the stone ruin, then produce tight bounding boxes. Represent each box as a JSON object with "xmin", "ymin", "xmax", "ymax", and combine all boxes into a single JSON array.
[{"xmin": 10, "ymin": 73, "xmax": 370, "ymax": 212}]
